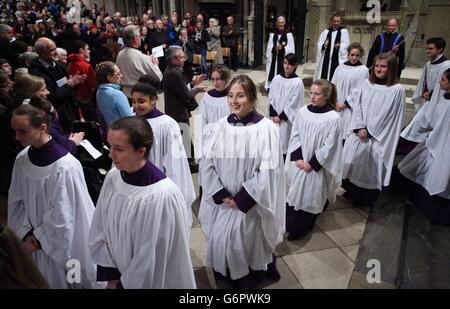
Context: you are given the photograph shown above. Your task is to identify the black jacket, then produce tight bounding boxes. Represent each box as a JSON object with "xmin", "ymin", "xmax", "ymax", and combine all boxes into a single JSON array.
[
  {"xmin": 163, "ymin": 64, "xmax": 197, "ymax": 122},
  {"xmin": 191, "ymin": 29, "xmax": 210, "ymax": 51},
  {"xmin": 29, "ymin": 59, "xmax": 79, "ymax": 132},
  {"xmin": 176, "ymin": 37, "xmax": 195, "ymax": 64}
]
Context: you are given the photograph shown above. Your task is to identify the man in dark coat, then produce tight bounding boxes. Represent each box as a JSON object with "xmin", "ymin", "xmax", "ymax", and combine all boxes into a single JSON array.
[
  {"xmin": 29, "ymin": 37, "xmax": 86, "ymax": 132},
  {"xmin": 221, "ymin": 15, "xmax": 240, "ymax": 71},
  {"xmin": 367, "ymin": 19, "xmax": 405, "ymax": 78},
  {"xmin": 163, "ymin": 46, "xmax": 207, "ymax": 172}
]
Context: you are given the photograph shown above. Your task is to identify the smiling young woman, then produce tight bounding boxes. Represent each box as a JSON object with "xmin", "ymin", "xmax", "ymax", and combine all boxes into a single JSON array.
[
  {"xmin": 131, "ymin": 82, "xmax": 196, "ymax": 223},
  {"xmin": 342, "ymin": 53, "xmax": 405, "ymax": 207},
  {"xmin": 199, "ymin": 75, "xmax": 285, "ymax": 288}
]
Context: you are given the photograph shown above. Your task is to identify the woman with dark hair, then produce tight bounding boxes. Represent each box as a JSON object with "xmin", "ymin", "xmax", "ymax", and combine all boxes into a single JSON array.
[
  {"xmin": 396, "ymin": 68, "xmax": 450, "ymax": 225},
  {"xmin": 95, "ymin": 61, "xmax": 133, "ymax": 127},
  {"xmin": 8, "ymin": 104, "xmax": 97, "ymax": 288},
  {"xmin": 199, "ymin": 75, "xmax": 285, "ymax": 288},
  {"xmin": 285, "ymin": 80, "xmax": 342, "ymax": 240},
  {"xmin": 268, "ymin": 53, "xmax": 304, "ymax": 158},
  {"xmin": 89, "ymin": 116, "xmax": 196, "ymax": 288},
  {"xmin": 342, "ymin": 53, "xmax": 405, "ymax": 207},
  {"xmin": 0, "ymin": 224, "xmax": 49, "ymax": 288},
  {"xmin": 331, "ymin": 43, "xmax": 369, "ymax": 141},
  {"xmin": 131, "ymin": 82, "xmax": 196, "ymax": 225}
]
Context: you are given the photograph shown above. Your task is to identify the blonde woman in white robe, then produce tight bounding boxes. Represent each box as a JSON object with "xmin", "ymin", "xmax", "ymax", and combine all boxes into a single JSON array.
[
  {"xmin": 342, "ymin": 53, "xmax": 405, "ymax": 207},
  {"xmin": 285, "ymin": 80, "xmax": 342, "ymax": 240}
]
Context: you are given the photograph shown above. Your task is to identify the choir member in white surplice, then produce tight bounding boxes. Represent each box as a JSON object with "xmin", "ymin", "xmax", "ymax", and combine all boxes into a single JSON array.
[
  {"xmin": 8, "ymin": 104, "xmax": 97, "ymax": 288},
  {"xmin": 342, "ymin": 53, "xmax": 405, "ymax": 207},
  {"xmin": 131, "ymin": 82, "xmax": 196, "ymax": 226},
  {"xmin": 397, "ymin": 69, "xmax": 450, "ymax": 225},
  {"xmin": 331, "ymin": 43, "xmax": 369, "ymax": 140},
  {"xmin": 285, "ymin": 80, "xmax": 342, "ymax": 240},
  {"xmin": 199, "ymin": 75, "xmax": 285, "ymax": 288},
  {"xmin": 89, "ymin": 117, "xmax": 196, "ymax": 289},
  {"xmin": 314, "ymin": 13, "xmax": 350, "ymax": 82},
  {"xmin": 268, "ymin": 53, "xmax": 304, "ymax": 157},
  {"xmin": 396, "ymin": 38, "xmax": 450, "ymax": 155},
  {"xmin": 199, "ymin": 65, "xmax": 230, "ymax": 187},
  {"xmin": 411, "ymin": 38, "xmax": 450, "ymax": 111},
  {"xmin": 265, "ymin": 16, "xmax": 295, "ymax": 90}
]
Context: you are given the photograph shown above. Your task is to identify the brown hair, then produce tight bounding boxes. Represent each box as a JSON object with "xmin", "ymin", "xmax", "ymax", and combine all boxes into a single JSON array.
[
  {"xmin": 0, "ymin": 225, "xmax": 49, "ymax": 288},
  {"xmin": 13, "ymin": 74, "xmax": 45, "ymax": 98},
  {"xmin": 95, "ymin": 61, "xmax": 116, "ymax": 85},
  {"xmin": 228, "ymin": 75, "xmax": 258, "ymax": 108},
  {"xmin": 311, "ymin": 79, "xmax": 337, "ymax": 110},
  {"xmin": 369, "ymin": 53, "xmax": 399, "ymax": 86},
  {"xmin": 347, "ymin": 42, "xmax": 365, "ymax": 57},
  {"xmin": 12, "ymin": 104, "xmax": 50, "ymax": 133},
  {"xmin": 109, "ymin": 116, "xmax": 154, "ymax": 157},
  {"xmin": 211, "ymin": 64, "xmax": 231, "ymax": 83},
  {"xmin": 329, "ymin": 12, "xmax": 343, "ymax": 28},
  {"xmin": 28, "ymin": 95, "xmax": 57, "ymax": 119}
]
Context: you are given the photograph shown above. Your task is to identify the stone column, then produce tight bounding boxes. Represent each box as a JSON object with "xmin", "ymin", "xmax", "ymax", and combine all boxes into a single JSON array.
[
  {"xmin": 245, "ymin": 0, "xmax": 255, "ymax": 66},
  {"xmin": 424, "ymin": 0, "xmax": 450, "ymax": 43},
  {"xmin": 305, "ymin": 0, "xmax": 331, "ymax": 63},
  {"xmin": 334, "ymin": 0, "xmax": 346, "ymax": 12}
]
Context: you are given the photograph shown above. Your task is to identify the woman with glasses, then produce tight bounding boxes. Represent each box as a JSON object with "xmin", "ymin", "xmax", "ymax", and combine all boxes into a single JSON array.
[
  {"xmin": 95, "ymin": 61, "xmax": 133, "ymax": 128},
  {"xmin": 199, "ymin": 65, "xmax": 231, "ymax": 192}
]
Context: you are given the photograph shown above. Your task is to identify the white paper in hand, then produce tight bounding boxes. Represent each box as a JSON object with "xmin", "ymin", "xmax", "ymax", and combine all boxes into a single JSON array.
[
  {"xmin": 152, "ymin": 45, "xmax": 165, "ymax": 58},
  {"xmin": 80, "ymin": 139, "xmax": 102, "ymax": 159}
]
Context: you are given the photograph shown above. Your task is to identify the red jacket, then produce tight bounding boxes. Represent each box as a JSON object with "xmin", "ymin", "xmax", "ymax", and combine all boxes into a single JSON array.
[{"xmin": 67, "ymin": 54, "xmax": 96, "ymax": 102}]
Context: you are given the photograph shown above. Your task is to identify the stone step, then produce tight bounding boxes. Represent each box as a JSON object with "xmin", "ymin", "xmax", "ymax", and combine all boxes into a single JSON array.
[{"xmin": 400, "ymin": 77, "xmax": 420, "ymax": 86}]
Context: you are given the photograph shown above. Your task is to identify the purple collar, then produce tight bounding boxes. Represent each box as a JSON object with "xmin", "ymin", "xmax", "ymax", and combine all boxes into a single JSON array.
[
  {"xmin": 280, "ymin": 72, "xmax": 299, "ymax": 79},
  {"xmin": 28, "ymin": 138, "xmax": 68, "ymax": 167},
  {"xmin": 344, "ymin": 61, "xmax": 363, "ymax": 67},
  {"xmin": 431, "ymin": 55, "xmax": 448, "ymax": 65},
  {"xmin": 143, "ymin": 108, "xmax": 164, "ymax": 119},
  {"xmin": 120, "ymin": 160, "xmax": 167, "ymax": 187},
  {"xmin": 308, "ymin": 104, "xmax": 334, "ymax": 114},
  {"xmin": 227, "ymin": 110, "xmax": 263, "ymax": 126},
  {"xmin": 374, "ymin": 77, "xmax": 388, "ymax": 85},
  {"xmin": 444, "ymin": 92, "xmax": 450, "ymax": 100},
  {"xmin": 208, "ymin": 88, "xmax": 228, "ymax": 98}
]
